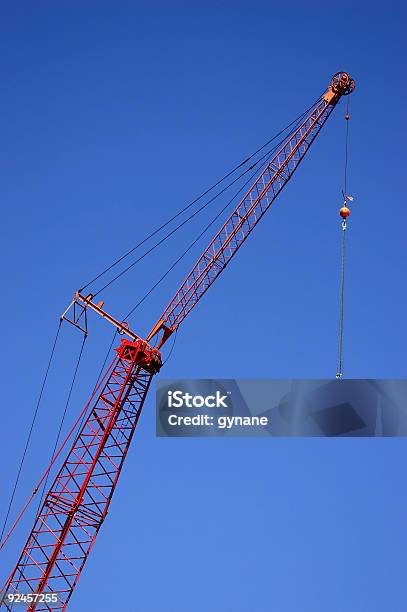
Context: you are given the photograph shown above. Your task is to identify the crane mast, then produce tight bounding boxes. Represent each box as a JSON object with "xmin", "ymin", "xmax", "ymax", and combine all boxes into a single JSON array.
[{"xmin": 2, "ymin": 71, "xmax": 355, "ymax": 611}]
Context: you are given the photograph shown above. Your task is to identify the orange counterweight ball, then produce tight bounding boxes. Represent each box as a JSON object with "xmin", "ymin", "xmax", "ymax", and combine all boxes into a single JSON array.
[{"xmin": 339, "ymin": 205, "xmax": 350, "ymax": 219}]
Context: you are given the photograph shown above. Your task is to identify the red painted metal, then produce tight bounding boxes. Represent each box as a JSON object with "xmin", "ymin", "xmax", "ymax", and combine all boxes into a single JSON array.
[
  {"xmin": 2, "ymin": 72, "xmax": 354, "ymax": 610},
  {"xmin": 3, "ymin": 339, "xmax": 160, "ymax": 611},
  {"xmin": 148, "ymin": 72, "xmax": 355, "ymax": 348}
]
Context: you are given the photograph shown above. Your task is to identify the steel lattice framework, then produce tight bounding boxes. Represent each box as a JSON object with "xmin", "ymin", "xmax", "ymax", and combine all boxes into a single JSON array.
[
  {"xmin": 3, "ymin": 340, "xmax": 158, "ymax": 611},
  {"xmin": 147, "ymin": 73, "xmax": 355, "ymax": 348},
  {"xmin": 2, "ymin": 71, "xmax": 355, "ymax": 611}
]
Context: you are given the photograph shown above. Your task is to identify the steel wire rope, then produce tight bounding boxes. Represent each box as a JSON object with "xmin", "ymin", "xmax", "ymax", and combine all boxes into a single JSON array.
[
  {"xmin": 80, "ymin": 95, "xmax": 322, "ymax": 294},
  {"xmin": 343, "ymin": 96, "xmax": 350, "ymax": 195},
  {"xmin": 33, "ymin": 335, "xmax": 87, "ymax": 518},
  {"xmin": 336, "ymin": 223, "xmax": 347, "ymax": 378},
  {"xmin": 0, "ymin": 349, "xmax": 117, "ymax": 557},
  {"xmin": 161, "ymin": 329, "xmax": 178, "ymax": 364},
  {"xmin": 12, "ymin": 334, "xmax": 88, "ymax": 604},
  {"xmin": 93, "ymin": 105, "xmax": 315, "ymax": 300},
  {"xmin": 74, "ymin": 329, "xmax": 119, "ymax": 437},
  {"xmin": 92, "ymin": 149, "xmax": 273, "ymax": 296},
  {"xmin": 336, "ymin": 96, "xmax": 351, "ymax": 379},
  {"xmin": 121, "ymin": 137, "xmax": 291, "ymax": 323},
  {"xmin": 0, "ymin": 320, "xmax": 63, "ymax": 546},
  {"xmin": 92, "ymin": 331, "xmax": 118, "ymax": 392}
]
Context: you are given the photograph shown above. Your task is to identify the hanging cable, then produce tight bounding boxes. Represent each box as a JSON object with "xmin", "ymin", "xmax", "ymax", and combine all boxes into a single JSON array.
[
  {"xmin": 79, "ymin": 95, "xmax": 322, "ymax": 293},
  {"xmin": 162, "ymin": 329, "xmax": 178, "ymax": 365},
  {"xmin": 0, "ymin": 320, "xmax": 62, "ymax": 545},
  {"xmin": 74, "ymin": 330, "xmax": 119, "ymax": 434},
  {"xmin": 122, "ymin": 142, "xmax": 280, "ymax": 321},
  {"xmin": 92, "ymin": 331, "xmax": 118, "ymax": 392},
  {"xmin": 11, "ymin": 334, "xmax": 89, "ymax": 588},
  {"xmin": 66, "ymin": 329, "xmax": 119, "ymax": 452},
  {"xmin": 344, "ymin": 96, "xmax": 351, "ymax": 195},
  {"xmin": 336, "ymin": 97, "xmax": 352, "ymax": 379},
  {"xmin": 0, "ymin": 349, "xmax": 117, "ymax": 555},
  {"xmin": 92, "ymin": 162, "xmax": 261, "ymax": 297},
  {"xmin": 336, "ymin": 218, "xmax": 347, "ymax": 379},
  {"xmin": 94, "ymin": 107, "xmax": 312, "ymax": 299},
  {"xmin": 34, "ymin": 334, "xmax": 87, "ymax": 515}
]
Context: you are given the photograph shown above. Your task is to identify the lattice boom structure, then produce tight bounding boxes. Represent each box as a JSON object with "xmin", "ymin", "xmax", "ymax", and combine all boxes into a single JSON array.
[{"xmin": 4, "ymin": 340, "xmax": 160, "ymax": 611}]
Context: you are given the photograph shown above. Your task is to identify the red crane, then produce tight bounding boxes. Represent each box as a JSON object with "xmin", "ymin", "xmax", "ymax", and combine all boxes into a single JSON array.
[{"xmin": 2, "ymin": 71, "xmax": 355, "ymax": 610}]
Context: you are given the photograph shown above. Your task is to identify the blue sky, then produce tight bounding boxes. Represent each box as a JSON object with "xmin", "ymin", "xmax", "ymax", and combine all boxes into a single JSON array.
[{"xmin": 0, "ymin": 1, "xmax": 406, "ymax": 610}]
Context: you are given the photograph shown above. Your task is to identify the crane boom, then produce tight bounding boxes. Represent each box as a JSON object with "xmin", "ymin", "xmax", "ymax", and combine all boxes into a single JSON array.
[
  {"xmin": 148, "ymin": 71, "xmax": 355, "ymax": 348},
  {"xmin": 2, "ymin": 71, "xmax": 354, "ymax": 611}
]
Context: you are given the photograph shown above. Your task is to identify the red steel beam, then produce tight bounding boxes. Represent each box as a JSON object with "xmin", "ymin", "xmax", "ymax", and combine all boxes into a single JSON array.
[{"xmin": 148, "ymin": 72, "xmax": 355, "ymax": 348}]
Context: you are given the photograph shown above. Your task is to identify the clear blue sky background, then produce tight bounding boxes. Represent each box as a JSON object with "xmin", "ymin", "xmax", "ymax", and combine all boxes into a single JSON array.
[{"xmin": 1, "ymin": 1, "xmax": 406, "ymax": 610}]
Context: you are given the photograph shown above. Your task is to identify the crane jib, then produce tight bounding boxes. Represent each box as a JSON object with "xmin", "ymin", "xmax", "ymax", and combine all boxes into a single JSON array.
[
  {"xmin": 148, "ymin": 72, "xmax": 355, "ymax": 348},
  {"xmin": 2, "ymin": 72, "xmax": 355, "ymax": 611}
]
